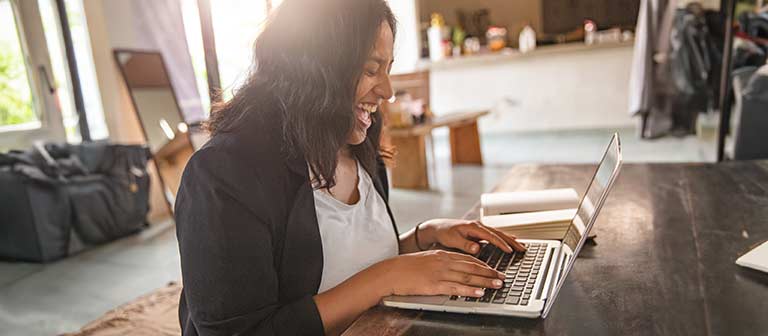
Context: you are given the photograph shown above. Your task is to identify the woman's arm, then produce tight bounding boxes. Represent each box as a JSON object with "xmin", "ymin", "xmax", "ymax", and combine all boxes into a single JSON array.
[
  {"xmin": 314, "ymin": 249, "xmax": 506, "ymax": 335},
  {"xmin": 318, "ymin": 217, "xmax": 526, "ymax": 335},
  {"xmin": 313, "ymin": 262, "xmax": 390, "ymax": 335}
]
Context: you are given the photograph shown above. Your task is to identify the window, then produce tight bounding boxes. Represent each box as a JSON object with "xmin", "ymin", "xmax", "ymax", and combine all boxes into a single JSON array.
[
  {"xmin": 180, "ymin": 0, "xmax": 211, "ymax": 116},
  {"xmin": 181, "ymin": 0, "xmax": 283, "ymax": 104},
  {"xmin": 38, "ymin": 0, "xmax": 79, "ymax": 142},
  {"xmin": 210, "ymin": 0, "xmax": 269, "ymax": 100},
  {"xmin": 62, "ymin": 0, "xmax": 108, "ymax": 140},
  {"xmin": 0, "ymin": 0, "xmax": 40, "ymax": 130}
]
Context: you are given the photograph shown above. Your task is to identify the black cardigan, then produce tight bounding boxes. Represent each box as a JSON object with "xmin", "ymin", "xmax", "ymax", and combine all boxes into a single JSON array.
[{"xmin": 175, "ymin": 111, "xmax": 398, "ymax": 336}]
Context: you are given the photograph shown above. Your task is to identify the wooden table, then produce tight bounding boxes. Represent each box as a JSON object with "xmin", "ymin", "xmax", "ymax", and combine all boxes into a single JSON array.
[
  {"xmin": 388, "ymin": 110, "xmax": 488, "ymax": 189},
  {"xmin": 344, "ymin": 161, "xmax": 768, "ymax": 335}
]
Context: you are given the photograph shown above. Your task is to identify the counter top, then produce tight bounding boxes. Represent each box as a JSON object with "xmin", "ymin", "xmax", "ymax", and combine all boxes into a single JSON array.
[{"xmin": 413, "ymin": 40, "xmax": 634, "ymax": 71}]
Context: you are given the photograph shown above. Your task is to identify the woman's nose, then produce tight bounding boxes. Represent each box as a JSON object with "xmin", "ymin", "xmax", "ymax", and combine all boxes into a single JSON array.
[{"xmin": 376, "ymin": 74, "xmax": 394, "ymax": 101}]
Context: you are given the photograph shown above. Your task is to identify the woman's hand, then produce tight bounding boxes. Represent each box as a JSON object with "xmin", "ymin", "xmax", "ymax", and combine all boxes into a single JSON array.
[
  {"xmin": 373, "ymin": 250, "xmax": 506, "ymax": 298},
  {"xmin": 418, "ymin": 219, "xmax": 526, "ymax": 254}
]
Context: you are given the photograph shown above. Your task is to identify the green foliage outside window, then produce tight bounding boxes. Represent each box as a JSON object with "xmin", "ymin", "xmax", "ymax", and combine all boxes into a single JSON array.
[{"xmin": 0, "ymin": 42, "xmax": 36, "ymax": 127}]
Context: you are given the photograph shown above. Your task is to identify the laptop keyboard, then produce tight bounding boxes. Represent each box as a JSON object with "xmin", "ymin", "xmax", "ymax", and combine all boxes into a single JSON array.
[{"xmin": 449, "ymin": 242, "xmax": 546, "ymax": 306}]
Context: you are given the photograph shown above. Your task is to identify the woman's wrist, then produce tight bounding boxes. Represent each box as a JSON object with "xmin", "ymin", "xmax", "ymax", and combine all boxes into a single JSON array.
[
  {"xmin": 358, "ymin": 258, "xmax": 397, "ymax": 299},
  {"xmin": 398, "ymin": 220, "xmax": 439, "ymax": 254},
  {"xmin": 414, "ymin": 222, "xmax": 426, "ymax": 251},
  {"xmin": 314, "ymin": 259, "xmax": 396, "ymax": 334},
  {"xmin": 415, "ymin": 220, "xmax": 437, "ymax": 249}
]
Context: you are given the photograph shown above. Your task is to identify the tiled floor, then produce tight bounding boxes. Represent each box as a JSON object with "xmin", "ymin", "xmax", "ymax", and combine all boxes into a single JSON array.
[
  {"xmin": 0, "ymin": 224, "xmax": 181, "ymax": 335},
  {"xmin": 0, "ymin": 129, "xmax": 715, "ymax": 335}
]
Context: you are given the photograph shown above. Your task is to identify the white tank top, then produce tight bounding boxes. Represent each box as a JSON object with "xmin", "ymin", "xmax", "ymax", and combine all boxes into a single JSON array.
[{"xmin": 313, "ymin": 161, "xmax": 398, "ymax": 293}]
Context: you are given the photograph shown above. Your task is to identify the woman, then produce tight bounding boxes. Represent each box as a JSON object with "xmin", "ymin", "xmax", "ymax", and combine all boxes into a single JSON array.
[{"xmin": 175, "ymin": 0, "xmax": 525, "ymax": 335}]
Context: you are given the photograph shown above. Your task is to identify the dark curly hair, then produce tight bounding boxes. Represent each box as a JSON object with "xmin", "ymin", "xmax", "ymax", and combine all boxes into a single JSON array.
[{"xmin": 205, "ymin": 0, "xmax": 397, "ymax": 190}]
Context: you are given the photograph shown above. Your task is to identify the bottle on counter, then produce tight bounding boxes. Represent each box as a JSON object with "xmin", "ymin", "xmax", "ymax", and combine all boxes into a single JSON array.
[
  {"xmin": 452, "ymin": 25, "xmax": 467, "ymax": 56},
  {"xmin": 518, "ymin": 25, "xmax": 537, "ymax": 53},
  {"xmin": 584, "ymin": 20, "xmax": 597, "ymax": 45},
  {"xmin": 428, "ymin": 13, "xmax": 447, "ymax": 61}
]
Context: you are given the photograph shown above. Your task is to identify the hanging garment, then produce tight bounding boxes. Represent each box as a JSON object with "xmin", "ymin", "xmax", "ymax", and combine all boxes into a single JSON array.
[
  {"xmin": 629, "ymin": 1, "xmax": 722, "ymax": 138},
  {"xmin": 629, "ymin": 0, "xmax": 678, "ymax": 138},
  {"xmin": 664, "ymin": 4, "xmax": 718, "ymax": 133},
  {"xmin": 629, "ymin": 0, "xmax": 675, "ymax": 117},
  {"xmin": 731, "ymin": 65, "xmax": 768, "ymax": 159}
]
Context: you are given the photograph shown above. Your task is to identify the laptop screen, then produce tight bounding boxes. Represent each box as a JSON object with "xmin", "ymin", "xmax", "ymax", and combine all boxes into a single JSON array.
[
  {"xmin": 543, "ymin": 133, "xmax": 622, "ymax": 318},
  {"xmin": 562, "ymin": 134, "xmax": 621, "ymax": 252}
]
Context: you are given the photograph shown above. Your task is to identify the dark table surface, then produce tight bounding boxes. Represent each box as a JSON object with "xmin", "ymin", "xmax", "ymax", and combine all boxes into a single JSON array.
[{"xmin": 344, "ymin": 161, "xmax": 768, "ymax": 336}]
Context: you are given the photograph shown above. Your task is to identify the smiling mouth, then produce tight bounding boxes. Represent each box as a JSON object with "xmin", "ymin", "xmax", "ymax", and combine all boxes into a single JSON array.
[{"xmin": 356, "ymin": 103, "xmax": 377, "ymax": 129}]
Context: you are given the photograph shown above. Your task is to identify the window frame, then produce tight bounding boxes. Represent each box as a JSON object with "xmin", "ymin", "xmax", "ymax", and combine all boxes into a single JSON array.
[
  {"xmin": 0, "ymin": 0, "xmax": 66, "ymax": 149},
  {"xmin": 0, "ymin": 0, "xmax": 43, "ymax": 132}
]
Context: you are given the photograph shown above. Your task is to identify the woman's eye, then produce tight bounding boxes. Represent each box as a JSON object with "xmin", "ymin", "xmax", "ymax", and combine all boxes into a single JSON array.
[{"xmin": 365, "ymin": 69, "xmax": 378, "ymax": 76}]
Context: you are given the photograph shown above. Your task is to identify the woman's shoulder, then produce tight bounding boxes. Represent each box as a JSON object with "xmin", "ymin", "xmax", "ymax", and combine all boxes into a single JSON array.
[
  {"xmin": 180, "ymin": 128, "xmax": 307, "ymax": 201},
  {"xmin": 178, "ymin": 136, "xmax": 253, "ymax": 204},
  {"xmin": 189, "ymin": 125, "xmax": 285, "ymax": 174},
  {"xmin": 185, "ymin": 132, "xmax": 256, "ymax": 179}
]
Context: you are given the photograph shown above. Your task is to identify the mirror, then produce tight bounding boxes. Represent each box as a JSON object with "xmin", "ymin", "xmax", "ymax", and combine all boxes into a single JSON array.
[{"xmin": 113, "ymin": 50, "xmax": 195, "ymax": 213}]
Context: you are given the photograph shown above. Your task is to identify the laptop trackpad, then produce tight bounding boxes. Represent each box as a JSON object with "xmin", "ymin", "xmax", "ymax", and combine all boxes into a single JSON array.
[{"xmin": 385, "ymin": 295, "xmax": 449, "ymax": 305}]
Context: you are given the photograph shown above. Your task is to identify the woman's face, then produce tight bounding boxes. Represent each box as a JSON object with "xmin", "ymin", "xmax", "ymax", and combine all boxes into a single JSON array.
[{"xmin": 348, "ymin": 22, "xmax": 395, "ymax": 145}]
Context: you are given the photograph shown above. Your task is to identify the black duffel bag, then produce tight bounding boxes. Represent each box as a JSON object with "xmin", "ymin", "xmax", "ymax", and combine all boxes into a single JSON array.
[
  {"xmin": 62, "ymin": 144, "xmax": 152, "ymax": 244},
  {"xmin": 0, "ymin": 152, "xmax": 72, "ymax": 262},
  {"xmin": 0, "ymin": 143, "xmax": 151, "ymax": 262}
]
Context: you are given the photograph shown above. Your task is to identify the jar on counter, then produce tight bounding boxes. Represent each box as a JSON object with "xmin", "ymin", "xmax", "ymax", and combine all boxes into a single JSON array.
[{"xmin": 486, "ymin": 26, "xmax": 508, "ymax": 52}]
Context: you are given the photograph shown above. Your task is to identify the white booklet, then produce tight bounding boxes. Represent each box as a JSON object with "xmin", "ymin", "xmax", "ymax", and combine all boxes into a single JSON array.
[
  {"xmin": 736, "ymin": 240, "xmax": 768, "ymax": 274},
  {"xmin": 480, "ymin": 189, "xmax": 579, "ymax": 240}
]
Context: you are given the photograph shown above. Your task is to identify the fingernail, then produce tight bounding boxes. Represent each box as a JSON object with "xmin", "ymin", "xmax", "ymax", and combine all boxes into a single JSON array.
[
  {"xmin": 498, "ymin": 273, "xmax": 506, "ymax": 279},
  {"xmin": 475, "ymin": 289, "xmax": 485, "ymax": 296},
  {"xmin": 493, "ymin": 280, "xmax": 502, "ymax": 288},
  {"xmin": 471, "ymin": 245, "xmax": 478, "ymax": 252}
]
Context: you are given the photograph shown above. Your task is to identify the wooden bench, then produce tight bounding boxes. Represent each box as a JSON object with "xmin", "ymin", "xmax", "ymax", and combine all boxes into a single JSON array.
[
  {"xmin": 381, "ymin": 70, "xmax": 488, "ymax": 190},
  {"xmin": 386, "ymin": 110, "xmax": 488, "ymax": 189}
]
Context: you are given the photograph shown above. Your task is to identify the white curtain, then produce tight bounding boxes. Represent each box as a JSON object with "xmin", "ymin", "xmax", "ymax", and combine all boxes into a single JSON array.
[{"xmin": 118, "ymin": 0, "xmax": 206, "ymax": 123}]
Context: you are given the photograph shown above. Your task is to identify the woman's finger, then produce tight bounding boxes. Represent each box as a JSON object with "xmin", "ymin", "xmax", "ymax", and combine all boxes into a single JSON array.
[
  {"xmin": 434, "ymin": 281, "xmax": 486, "ymax": 297},
  {"xmin": 461, "ymin": 223, "xmax": 514, "ymax": 253},
  {"xmin": 437, "ymin": 224, "xmax": 485, "ymax": 254},
  {"xmin": 483, "ymin": 224, "xmax": 527, "ymax": 252},
  {"xmin": 442, "ymin": 250, "xmax": 494, "ymax": 269},
  {"xmin": 448, "ymin": 260, "xmax": 505, "ymax": 280},
  {"xmin": 440, "ymin": 270, "xmax": 503, "ymax": 289}
]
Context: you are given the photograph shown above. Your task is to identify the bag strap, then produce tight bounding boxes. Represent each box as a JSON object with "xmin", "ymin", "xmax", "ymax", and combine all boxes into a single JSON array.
[{"xmin": 0, "ymin": 151, "xmax": 36, "ymax": 167}]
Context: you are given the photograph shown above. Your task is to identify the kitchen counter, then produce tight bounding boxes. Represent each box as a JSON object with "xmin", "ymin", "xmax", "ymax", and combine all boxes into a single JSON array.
[{"xmin": 414, "ymin": 40, "xmax": 634, "ymax": 71}]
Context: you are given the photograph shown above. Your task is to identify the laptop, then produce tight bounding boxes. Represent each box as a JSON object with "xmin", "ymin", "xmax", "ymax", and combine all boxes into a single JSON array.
[{"xmin": 383, "ymin": 133, "xmax": 622, "ymax": 318}]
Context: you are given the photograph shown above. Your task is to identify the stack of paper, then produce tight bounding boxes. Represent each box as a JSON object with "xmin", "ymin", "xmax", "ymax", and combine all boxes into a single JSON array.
[{"xmin": 480, "ymin": 189, "xmax": 579, "ymax": 240}]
